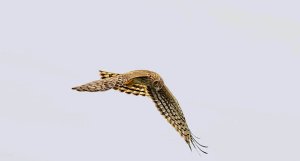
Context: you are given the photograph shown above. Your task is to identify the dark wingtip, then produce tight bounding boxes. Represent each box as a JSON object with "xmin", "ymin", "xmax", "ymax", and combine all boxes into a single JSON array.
[
  {"xmin": 189, "ymin": 134, "xmax": 208, "ymax": 155},
  {"xmin": 187, "ymin": 142, "xmax": 192, "ymax": 151},
  {"xmin": 72, "ymin": 86, "xmax": 80, "ymax": 91}
]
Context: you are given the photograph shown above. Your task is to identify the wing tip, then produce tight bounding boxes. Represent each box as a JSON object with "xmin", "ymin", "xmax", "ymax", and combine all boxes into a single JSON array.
[
  {"xmin": 189, "ymin": 134, "xmax": 208, "ymax": 155},
  {"xmin": 72, "ymin": 86, "xmax": 84, "ymax": 91}
]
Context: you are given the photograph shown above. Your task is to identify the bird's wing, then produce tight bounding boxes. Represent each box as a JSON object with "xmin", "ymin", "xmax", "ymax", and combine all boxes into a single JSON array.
[
  {"xmin": 72, "ymin": 75, "xmax": 125, "ymax": 92},
  {"xmin": 99, "ymin": 70, "xmax": 149, "ymax": 96},
  {"xmin": 147, "ymin": 85, "xmax": 207, "ymax": 153}
]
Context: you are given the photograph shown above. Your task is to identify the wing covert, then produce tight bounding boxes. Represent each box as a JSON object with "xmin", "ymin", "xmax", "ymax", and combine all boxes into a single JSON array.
[{"xmin": 99, "ymin": 70, "xmax": 149, "ymax": 96}]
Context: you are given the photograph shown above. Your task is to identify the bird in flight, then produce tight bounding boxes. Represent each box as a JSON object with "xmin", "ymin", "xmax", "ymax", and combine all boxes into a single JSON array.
[{"xmin": 72, "ymin": 70, "xmax": 207, "ymax": 154}]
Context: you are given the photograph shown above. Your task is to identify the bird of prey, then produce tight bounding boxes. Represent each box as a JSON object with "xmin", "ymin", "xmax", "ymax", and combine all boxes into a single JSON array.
[{"xmin": 72, "ymin": 70, "xmax": 207, "ymax": 154}]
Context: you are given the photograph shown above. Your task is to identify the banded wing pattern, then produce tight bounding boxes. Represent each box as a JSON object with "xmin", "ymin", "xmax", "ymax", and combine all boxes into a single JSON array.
[
  {"xmin": 147, "ymin": 85, "xmax": 207, "ymax": 154},
  {"xmin": 100, "ymin": 70, "xmax": 149, "ymax": 96},
  {"xmin": 72, "ymin": 75, "xmax": 125, "ymax": 92}
]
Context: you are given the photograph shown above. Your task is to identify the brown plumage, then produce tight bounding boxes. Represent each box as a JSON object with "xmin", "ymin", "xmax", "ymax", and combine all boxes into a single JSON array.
[
  {"xmin": 99, "ymin": 70, "xmax": 149, "ymax": 96},
  {"xmin": 72, "ymin": 70, "xmax": 207, "ymax": 154}
]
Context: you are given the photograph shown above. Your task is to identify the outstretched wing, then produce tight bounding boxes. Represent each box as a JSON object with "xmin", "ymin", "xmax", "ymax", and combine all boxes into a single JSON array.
[
  {"xmin": 147, "ymin": 85, "xmax": 207, "ymax": 154},
  {"xmin": 72, "ymin": 75, "xmax": 125, "ymax": 92},
  {"xmin": 99, "ymin": 70, "xmax": 149, "ymax": 96}
]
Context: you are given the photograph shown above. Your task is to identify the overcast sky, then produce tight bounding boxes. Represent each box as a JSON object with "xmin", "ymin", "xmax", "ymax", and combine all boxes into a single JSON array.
[{"xmin": 0, "ymin": 0, "xmax": 299, "ymax": 161}]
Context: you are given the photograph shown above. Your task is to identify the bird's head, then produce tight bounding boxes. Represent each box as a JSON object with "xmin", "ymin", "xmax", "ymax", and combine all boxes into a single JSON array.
[{"xmin": 152, "ymin": 78, "xmax": 164, "ymax": 91}]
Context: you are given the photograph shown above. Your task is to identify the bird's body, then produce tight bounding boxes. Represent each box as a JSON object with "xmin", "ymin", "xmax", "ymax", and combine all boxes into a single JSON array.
[{"xmin": 72, "ymin": 70, "xmax": 207, "ymax": 154}]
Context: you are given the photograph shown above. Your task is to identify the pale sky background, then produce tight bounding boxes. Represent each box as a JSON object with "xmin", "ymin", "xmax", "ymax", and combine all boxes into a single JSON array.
[{"xmin": 0, "ymin": 0, "xmax": 299, "ymax": 161}]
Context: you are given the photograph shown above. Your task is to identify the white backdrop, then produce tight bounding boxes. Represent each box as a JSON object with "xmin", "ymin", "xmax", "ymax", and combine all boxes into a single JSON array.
[{"xmin": 0, "ymin": 0, "xmax": 299, "ymax": 161}]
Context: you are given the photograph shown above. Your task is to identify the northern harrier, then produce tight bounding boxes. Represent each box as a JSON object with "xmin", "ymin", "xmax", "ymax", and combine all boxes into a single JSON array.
[{"xmin": 72, "ymin": 70, "xmax": 207, "ymax": 154}]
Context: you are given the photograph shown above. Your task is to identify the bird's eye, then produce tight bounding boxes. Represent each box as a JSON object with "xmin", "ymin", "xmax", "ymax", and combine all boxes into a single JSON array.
[
  {"xmin": 152, "ymin": 80, "xmax": 162, "ymax": 90},
  {"xmin": 153, "ymin": 81, "xmax": 159, "ymax": 87}
]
